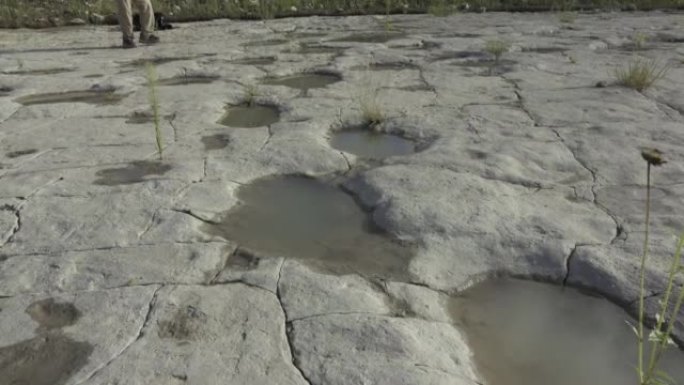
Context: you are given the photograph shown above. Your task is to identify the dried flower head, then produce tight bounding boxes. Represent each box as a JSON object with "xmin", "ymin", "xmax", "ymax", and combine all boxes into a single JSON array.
[{"xmin": 641, "ymin": 148, "xmax": 666, "ymax": 166}]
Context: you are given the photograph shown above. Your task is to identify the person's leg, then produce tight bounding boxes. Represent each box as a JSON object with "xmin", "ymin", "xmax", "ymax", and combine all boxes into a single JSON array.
[
  {"xmin": 115, "ymin": 0, "xmax": 136, "ymax": 47},
  {"xmin": 133, "ymin": 0, "xmax": 159, "ymax": 44}
]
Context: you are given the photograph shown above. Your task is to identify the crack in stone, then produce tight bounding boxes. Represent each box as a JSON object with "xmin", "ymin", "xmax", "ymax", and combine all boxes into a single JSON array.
[
  {"xmin": 74, "ymin": 285, "xmax": 162, "ymax": 385},
  {"xmin": 275, "ymin": 263, "xmax": 314, "ymax": 385},
  {"xmin": 550, "ymin": 128, "xmax": 622, "ymax": 244},
  {"xmin": 208, "ymin": 246, "xmax": 240, "ymax": 284},
  {"xmin": 170, "ymin": 208, "xmax": 221, "ymax": 225},
  {"xmin": 137, "ymin": 208, "xmax": 161, "ymax": 240},
  {"xmin": 562, "ymin": 243, "xmax": 606, "ymax": 287},
  {"xmin": 260, "ymin": 126, "xmax": 274, "ymax": 151},
  {"xmin": 168, "ymin": 113, "xmax": 179, "ymax": 143},
  {"xmin": 562, "ymin": 244, "xmax": 580, "ymax": 286},
  {"xmin": 0, "ymin": 204, "xmax": 21, "ymax": 247},
  {"xmin": 339, "ymin": 151, "xmax": 353, "ymax": 174}
]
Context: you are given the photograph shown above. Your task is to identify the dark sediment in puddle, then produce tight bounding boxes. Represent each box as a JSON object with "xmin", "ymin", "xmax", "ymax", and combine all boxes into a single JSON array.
[
  {"xmin": 218, "ymin": 104, "xmax": 280, "ymax": 128},
  {"xmin": 6, "ymin": 149, "xmax": 38, "ymax": 159},
  {"xmin": 202, "ymin": 175, "xmax": 412, "ymax": 280},
  {"xmin": 0, "ymin": 333, "xmax": 93, "ymax": 385},
  {"xmin": 26, "ymin": 298, "xmax": 81, "ymax": 330},
  {"xmin": 93, "ymin": 160, "xmax": 172, "ymax": 185},
  {"xmin": 202, "ymin": 134, "xmax": 231, "ymax": 150},
  {"xmin": 157, "ymin": 76, "xmax": 219, "ymax": 86},
  {"xmin": 231, "ymin": 57, "xmax": 277, "ymax": 65},
  {"xmin": 262, "ymin": 73, "xmax": 341, "ymax": 91},
  {"xmin": 15, "ymin": 90, "xmax": 124, "ymax": 106},
  {"xmin": 125, "ymin": 112, "xmax": 174, "ymax": 124},
  {"xmin": 330, "ymin": 32, "xmax": 406, "ymax": 43},
  {"xmin": 330, "ymin": 130, "xmax": 416, "ymax": 159},
  {"xmin": 449, "ymin": 278, "xmax": 684, "ymax": 385}
]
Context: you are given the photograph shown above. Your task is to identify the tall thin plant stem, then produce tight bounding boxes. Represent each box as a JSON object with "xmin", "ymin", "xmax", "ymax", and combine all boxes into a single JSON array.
[
  {"xmin": 638, "ymin": 162, "xmax": 652, "ymax": 384},
  {"xmin": 146, "ymin": 62, "xmax": 163, "ymax": 160}
]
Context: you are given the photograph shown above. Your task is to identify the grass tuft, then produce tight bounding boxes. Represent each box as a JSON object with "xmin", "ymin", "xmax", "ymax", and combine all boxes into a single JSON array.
[
  {"xmin": 145, "ymin": 62, "xmax": 163, "ymax": 160},
  {"xmin": 243, "ymin": 83, "xmax": 260, "ymax": 106},
  {"xmin": 614, "ymin": 58, "xmax": 669, "ymax": 92},
  {"xmin": 484, "ymin": 39, "xmax": 511, "ymax": 64},
  {"xmin": 633, "ymin": 32, "xmax": 649, "ymax": 50},
  {"xmin": 558, "ymin": 11, "xmax": 576, "ymax": 23}
]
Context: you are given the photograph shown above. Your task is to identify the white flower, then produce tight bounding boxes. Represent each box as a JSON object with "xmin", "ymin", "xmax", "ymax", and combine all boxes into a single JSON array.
[{"xmin": 290, "ymin": 6, "xmax": 297, "ymax": 11}]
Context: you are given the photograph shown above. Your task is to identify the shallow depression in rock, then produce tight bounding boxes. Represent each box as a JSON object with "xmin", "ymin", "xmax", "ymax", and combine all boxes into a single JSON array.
[
  {"xmin": 218, "ymin": 104, "xmax": 280, "ymax": 128},
  {"xmin": 202, "ymin": 175, "xmax": 412, "ymax": 280},
  {"xmin": 449, "ymin": 278, "xmax": 684, "ymax": 385},
  {"xmin": 261, "ymin": 73, "xmax": 341, "ymax": 91},
  {"xmin": 0, "ymin": 333, "xmax": 93, "ymax": 385},
  {"xmin": 15, "ymin": 90, "xmax": 124, "ymax": 106},
  {"xmin": 330, "ymin": 130, "xmax": 416, "ymax": 158}
]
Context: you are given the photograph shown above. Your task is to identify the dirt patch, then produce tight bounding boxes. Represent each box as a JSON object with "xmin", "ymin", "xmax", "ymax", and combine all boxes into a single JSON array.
[
  {"xmin": 286, "ymin": 43, "xmax": 346, "ymax": 55},
  {"xmin": 93, "ymin": 161, "xmax": 172, "ymax": 185},
  {"xmin": 226, "ymin": 250, "xmax": 261, "ymax": 271},
  {"xmin": 157, "ymin": 305, "xmax": 208, "ymax": 340},
  {"xmin": 201, "ymin": 134, "xmax": 231, "ymax": 150},
  {"xmin": 4, "ymin": 68, "xmax": 75, "ymax": 76},
  {"xmin": 122, "ymin": 54, "xmax": 216, "ymax": 68},
  {"xmin": 242, "ymin": 39, "xmax": 289, "ymax": 47},
  {"xmin": 6, "ymin": 149, "xmax": 38, "ymax": 159},
  {"xmin": 157, "ymin": 75, "xmax": 220, "ymax": 86},
  {"xmin": 330, "ymin": 31, "xmax": 406, "ymax": 43},
  {"xmin": 521, "ymin": 46, "xmax": 569, "ymax": 53},
  {"xmin": 0, "ymin": 332, "xmax": 93, "ymax": 385},
  {"xmin": 230, "ymin": 56, "xmax": 277, "ymax": 65},
  {"xmin": 25, "ymin": 298, "xmax": 81, "ymax": 330}
]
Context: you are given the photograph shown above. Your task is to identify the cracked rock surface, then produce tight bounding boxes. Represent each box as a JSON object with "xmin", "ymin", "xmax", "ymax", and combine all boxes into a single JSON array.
[{"xmin": 1, "ymin": 11, "xmax": 684, "ymax": 384}]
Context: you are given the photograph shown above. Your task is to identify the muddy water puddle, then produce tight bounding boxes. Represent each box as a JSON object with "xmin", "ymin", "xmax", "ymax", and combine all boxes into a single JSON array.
[
  {"xmin": 262, "ymin": 73, "xmax": 341, "ymax": 91},
  {"xmin": 450, "ymin": 279, "xmax": 684, "ymax": 385},
  {"xmin": 203, "ymin": 175, "xmax": 412, "ymax": 280},
  {"xmin": 218, "ymin": 104, "xmax": 280, "ymax": 128},
  {"xmin": 330, "ymin": 130, "xmax": 416, "ymax": 159},
  {"xmin": 15, "ymin": 90, "xmax": 125, "ymax": 106}
]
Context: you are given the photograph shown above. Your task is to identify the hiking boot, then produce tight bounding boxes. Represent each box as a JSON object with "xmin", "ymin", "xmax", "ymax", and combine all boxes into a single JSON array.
[
  {"xmin": 122, "ymin": 37, "xmax": 137, "ymax": 49},
  {"xmin": 139, "ymin": 33, "xmax": 160, "ymax": 45}
]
